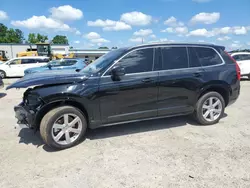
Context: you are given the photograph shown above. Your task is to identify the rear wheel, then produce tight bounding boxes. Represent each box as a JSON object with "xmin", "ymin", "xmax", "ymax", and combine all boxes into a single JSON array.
[
  {"xmin": 40, "ymin": 106, "xmax": 87, "ymax": 150},
  {"xmin": 194, "ymin": 92, "xmax": 225, "ymax": 125},
  {"xmin": 0, "ymin": 70, "xmax": 6, "ymax": 79}
]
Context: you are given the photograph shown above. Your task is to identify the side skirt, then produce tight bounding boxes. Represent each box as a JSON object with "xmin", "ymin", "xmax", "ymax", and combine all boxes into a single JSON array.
[{"xmin": 90, "ymin": 111, "xmax": 193, "ymax": 129}]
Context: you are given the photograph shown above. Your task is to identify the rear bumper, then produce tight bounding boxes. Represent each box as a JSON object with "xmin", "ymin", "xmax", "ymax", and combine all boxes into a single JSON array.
[{"xmin": 14, "ymin": 103, "xmax": 35, "ymax": 128}]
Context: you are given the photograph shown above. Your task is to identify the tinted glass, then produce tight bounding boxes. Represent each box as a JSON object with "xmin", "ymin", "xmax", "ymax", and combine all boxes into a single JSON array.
[
  {"xmin": 117, "ymin": 48, "xmax": 154, "ymax": 74},
  {"xmin": 232, "ymin": 55, "xmax": 240, "ymax": 61},
  {"xmin": 194, "ymin": 47, "xmax": 223, "ymax": 66},
  {"xmin": 37, "ymin": 58, "xmax": 50, "ymax": 63},
  {"xmin": 161, "ymin": 47, "xmax": 188, "ymax": 70},
  {"xmin": 60, "ymin": 60, "xmax": 77, "ymax": 66},
  {"xmin": 21, "ymin": 59, "xmax": 36, "ymax": 64},
  {"xmin": 9, "ymin": 59, "xmax": 21, "ymax": 65},
  {"xmin": 240, "ymin": 54, "xmax": 250, "ymax": 61},
  {"xmin": 188, "ymin": 47, "xmax": 202, "ymax": 68}
]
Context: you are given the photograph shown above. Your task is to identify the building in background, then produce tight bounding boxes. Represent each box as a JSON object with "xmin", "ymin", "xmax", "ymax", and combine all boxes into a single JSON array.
[
  {"xmin": 0, "ymin": 43, "xmax": 69, "ymax": 59},
  {"xmin": 69, "ymin": 48, "xmax": 110, "ymax": 63}
]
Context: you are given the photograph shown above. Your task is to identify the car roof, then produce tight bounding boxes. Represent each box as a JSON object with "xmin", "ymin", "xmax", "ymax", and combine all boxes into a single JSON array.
[
  {"xmin": 14, "ymin": 56, "xmax": 49, "ymax": 59},
  {"xmin": 231, "ymin": 52, "xmax": 250, "ymax": 56},
  {"xmin": 128, "ymin": 42, "xmax": 225, "ymax": 50}
]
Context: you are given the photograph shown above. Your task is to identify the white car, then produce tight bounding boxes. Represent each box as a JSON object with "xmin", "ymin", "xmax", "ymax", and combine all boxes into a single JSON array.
[
  {"xmin": 0, "ymin": 56, "xmax": 50, "ymax": 78},
  {"xmin": 231, "ymin": 52, "xmax": 250, "ymax": 79}
]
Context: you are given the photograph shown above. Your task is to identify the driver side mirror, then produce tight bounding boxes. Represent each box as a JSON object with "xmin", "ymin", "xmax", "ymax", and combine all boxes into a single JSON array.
[{"xmin": 111, "ymin": 65, "xmax": 125, "ymax": 81}]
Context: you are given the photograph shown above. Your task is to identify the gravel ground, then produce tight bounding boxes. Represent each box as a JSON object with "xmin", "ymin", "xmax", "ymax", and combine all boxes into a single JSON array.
[{"xmin": 0, "ymin": 79, "xmax": 250, "ymax": 188}]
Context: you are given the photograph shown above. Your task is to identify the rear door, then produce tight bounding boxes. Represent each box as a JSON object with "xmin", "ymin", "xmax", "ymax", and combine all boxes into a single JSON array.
[{"xmin": 157, "ymin": 46, "xmax": 205, "ymax": 116}]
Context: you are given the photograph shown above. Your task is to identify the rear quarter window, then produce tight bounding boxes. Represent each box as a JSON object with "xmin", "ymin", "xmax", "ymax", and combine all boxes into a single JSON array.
[{"xmin": 194, "ymin": 47, "xmax": 223, "ymax": 67}]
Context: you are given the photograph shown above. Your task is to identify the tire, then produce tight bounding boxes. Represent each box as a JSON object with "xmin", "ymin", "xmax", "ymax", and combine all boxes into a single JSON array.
[
  {"xmin": 0, "ymin": 70, "xmax": 6, "ymax": 79},
  {"xmin": 40, "ymin": 106, "xmax": 87, "ymax": 150},
  {"xmin": 193, "ymin": 92, "xmax": 225, "ymax": 125}
]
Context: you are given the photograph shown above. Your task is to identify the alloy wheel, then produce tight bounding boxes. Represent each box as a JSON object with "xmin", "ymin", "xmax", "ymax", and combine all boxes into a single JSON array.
[
  {"xmin": 202, "ymin": 97, "xmax": 222, "ymax": 122},
  {"xmin": 51, "ymin": 113, "xmax": 83, "ymax": 145}
]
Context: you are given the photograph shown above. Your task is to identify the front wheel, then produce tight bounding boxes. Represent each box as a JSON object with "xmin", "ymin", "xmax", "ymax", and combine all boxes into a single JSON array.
[
  {"xmin": 40, "ymin": 106, "xmax": 87, "ymax": 150},
  {"xmin": 194, "ymin": 92, "xmax": 225, "ymax": 125},
  {"xmin": 0, "ymin": 70, "xmax": 6, "ymax": 79}
]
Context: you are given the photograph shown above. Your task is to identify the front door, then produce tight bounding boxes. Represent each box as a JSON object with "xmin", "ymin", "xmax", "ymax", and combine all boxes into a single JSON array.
[
  {"xmin": 6, "ymin": 59, "xmax": 23, "ymax": 77},
  {"xmin": 157, "ymin": 46, "xmax": 205, "ymax": 116},
  {"xmin": 99, "ymin": 48, "xmax": 158, "ymax": 124}
]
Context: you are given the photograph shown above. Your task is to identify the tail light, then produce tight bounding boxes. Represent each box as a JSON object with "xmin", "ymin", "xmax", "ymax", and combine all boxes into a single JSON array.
[{"xmin": 225, "ymin": 51, "xmax": 241, "ymax": 80}]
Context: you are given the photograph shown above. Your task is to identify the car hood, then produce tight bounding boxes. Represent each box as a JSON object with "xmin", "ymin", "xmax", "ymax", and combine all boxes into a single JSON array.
[
  {"xmin": 26, "ymin": 66, "xmax": 49, "ymax": 72},
  {"xmin": 6, "ymin": 70, "xmax": 90, "ymax": 90}
]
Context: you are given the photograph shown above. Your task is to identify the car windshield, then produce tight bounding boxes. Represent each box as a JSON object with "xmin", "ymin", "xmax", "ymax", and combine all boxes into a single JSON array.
[{"xmin": 81, "ymin": 48, "xmax": 127, "ymax": 74}]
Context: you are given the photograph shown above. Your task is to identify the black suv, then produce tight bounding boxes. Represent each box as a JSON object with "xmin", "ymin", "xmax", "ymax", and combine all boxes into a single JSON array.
[{"xmin": 8, "ymin": 43, "xmax": 240, "ymax": 149}]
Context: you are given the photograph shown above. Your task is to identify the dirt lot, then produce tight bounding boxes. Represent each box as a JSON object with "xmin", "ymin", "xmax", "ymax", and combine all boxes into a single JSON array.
[{"xmin": 1, "ymin": 79, "xmax": 250, "ymax": 188}]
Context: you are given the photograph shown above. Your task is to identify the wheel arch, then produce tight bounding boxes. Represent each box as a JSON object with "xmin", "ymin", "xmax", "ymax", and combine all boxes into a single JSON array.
[
  {"xmin": 34, "ymin": 96, "xmax": 90, "ymax": 130},
  {"xmin": 0, "ymin": 69, "xmax": 6, "ymax": 78},
  {"xmin": 199, "ymin": 82, "xmax": 231, "ymax": 107}
]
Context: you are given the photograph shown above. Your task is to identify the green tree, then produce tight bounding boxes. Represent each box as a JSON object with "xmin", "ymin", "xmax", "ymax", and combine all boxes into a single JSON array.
[
  {"xmin": 52, "ymin": 35, "xmax": 68, "ymax": 44},
  {"xmin": 28, "ymin": 33, "xmax": 48, "ymax": 43},
  {"xmin": 111, "ymin": 47, "xmax": 118, "ymax": 49},
  {"xmin": 0, "ymin": 23, "xmax": 8, "ymax": 43},
  {"xmin": 0, "ymin": 23, "xmax": 24, "ymax": 43},
  {"xmin": 37, "ymin": 34, "xmax": 48, "ymax": 43},
  {"xmin": 98, "ymin": 47, "xmax": 109, "ymax": 49}
]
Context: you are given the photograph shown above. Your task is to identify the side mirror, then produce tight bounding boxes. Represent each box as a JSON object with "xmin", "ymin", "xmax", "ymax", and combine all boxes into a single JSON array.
[
  {"xmin": 47, "ymin": 64, "xmax": 52, "ymax": 69},
  {"xmin": 111, "ymin": 66, "xmax": 125, "ymax": 81}
]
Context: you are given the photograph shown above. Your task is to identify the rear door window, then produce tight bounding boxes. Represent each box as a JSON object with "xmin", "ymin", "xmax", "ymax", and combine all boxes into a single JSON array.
[
  {"xmin": 193, "ymin": 47, "xmax": 223, "ymax": 67},
  {"xmin": 37, "ymin": 58, "xmax": 50, "ymax": 63},
  {"xmin": 239, "ymin": 54, "xmax": 250, "ymax": 61},
  {"xmin": 21, "ymin": 59, "xmax": 36, "ymax": 64},
  {"xmin": 160, "ymin": 47, "xmax": 188, "ymax": 70},
  {"xmin": 188, "ymin": 47, "xmax": 202, "ymax": 68}
]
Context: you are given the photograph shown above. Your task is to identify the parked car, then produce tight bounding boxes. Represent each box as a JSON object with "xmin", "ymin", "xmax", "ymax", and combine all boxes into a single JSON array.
[
  {"xmin": 230, "ymin": 52, "xmax": 250, "ymax": 79},
  {"xmin": 0, "ymin": 56, "xmax": 50, "ymax": 78},
  {"xmin": 24, "ymin": 59, "xmax": 87, "ymax": 75},
  {"xmin": 7, "ymin": 43, "xmax": 240, "ymax": 150}
]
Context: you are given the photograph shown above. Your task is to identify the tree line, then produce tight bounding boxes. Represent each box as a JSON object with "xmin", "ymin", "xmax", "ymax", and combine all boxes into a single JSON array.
[{"xmin": 0, "ymin": 23, "xmax": 69, "ymax": 44}]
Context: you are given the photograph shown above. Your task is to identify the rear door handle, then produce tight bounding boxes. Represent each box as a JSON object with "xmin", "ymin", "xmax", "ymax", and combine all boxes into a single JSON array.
[
  {"xmin": 142, "ymin": 78, "xmax": 153, "ymax": 83},
  {"xmin": 193, "ymin": 72, "xmax": 202, "ymax": 77}
]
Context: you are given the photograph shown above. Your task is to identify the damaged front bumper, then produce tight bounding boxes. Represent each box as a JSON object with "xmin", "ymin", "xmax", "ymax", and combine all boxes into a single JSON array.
[{"xmin": 14, "ymin": 103, "xmax": 35, "ymax": 128}]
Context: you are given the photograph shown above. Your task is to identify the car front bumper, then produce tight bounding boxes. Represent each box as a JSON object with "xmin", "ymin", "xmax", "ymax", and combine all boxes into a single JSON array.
[{"xmin": 14, "ymin": 103, "xmax": 35, "ymax": 128}]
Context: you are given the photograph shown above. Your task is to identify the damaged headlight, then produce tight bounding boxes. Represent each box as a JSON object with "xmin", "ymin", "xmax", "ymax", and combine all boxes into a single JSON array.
[{"xmin": 24, "ymin": 92, "xmax": 42, "ymax": 107}]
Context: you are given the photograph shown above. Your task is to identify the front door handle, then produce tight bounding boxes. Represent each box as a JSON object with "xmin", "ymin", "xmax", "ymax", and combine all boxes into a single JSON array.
[
  {"xmin": 193, "ymin": 72, "xmax": 202, "ymax": 77},
  {"xmin": 142, "ymin": 78, "xmax": 153, "ymax": 83}
]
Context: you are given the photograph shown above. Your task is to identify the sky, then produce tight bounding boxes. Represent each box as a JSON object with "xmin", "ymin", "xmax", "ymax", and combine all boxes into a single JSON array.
[{"xmin": 0, "ymin": 0, "xmax": 250, "ymax": 50}]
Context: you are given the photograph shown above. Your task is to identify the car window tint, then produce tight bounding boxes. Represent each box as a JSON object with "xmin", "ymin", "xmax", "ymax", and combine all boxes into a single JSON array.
[
  {"xmin": 9, "ymin": 59, "xmax": 21, "ymax": 65},
  {"xmin": 188, "ymin": 47, "xmax": 202, "ymax": 68},
  {"xmin": 60, "ymin": 60, "xmax": 77, "ymax": 66},
  {"xmin": 194, "ymin": 47, "xmax": 222, "ymax": 66},
  {"xmin": 117, "ymin": 48, "xmax": 154, "ymax": 74},
  {"xmin": 240, "ymin": 54, "xmax": 250, "ymax": 61},
  {"xmin": 160, "ymin": 47, "xmax": 188, "ymax": 70},
  {"xmin": 37, "ymin": 58, "xmax": 50, "ymax": 63},
  {"xmin": 21, "ymin": 59, "xmax": 36, "ymax": 64},
  {"xmin": 232, "ymin": 55, "xmax": 240, "ymax": 61}
]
